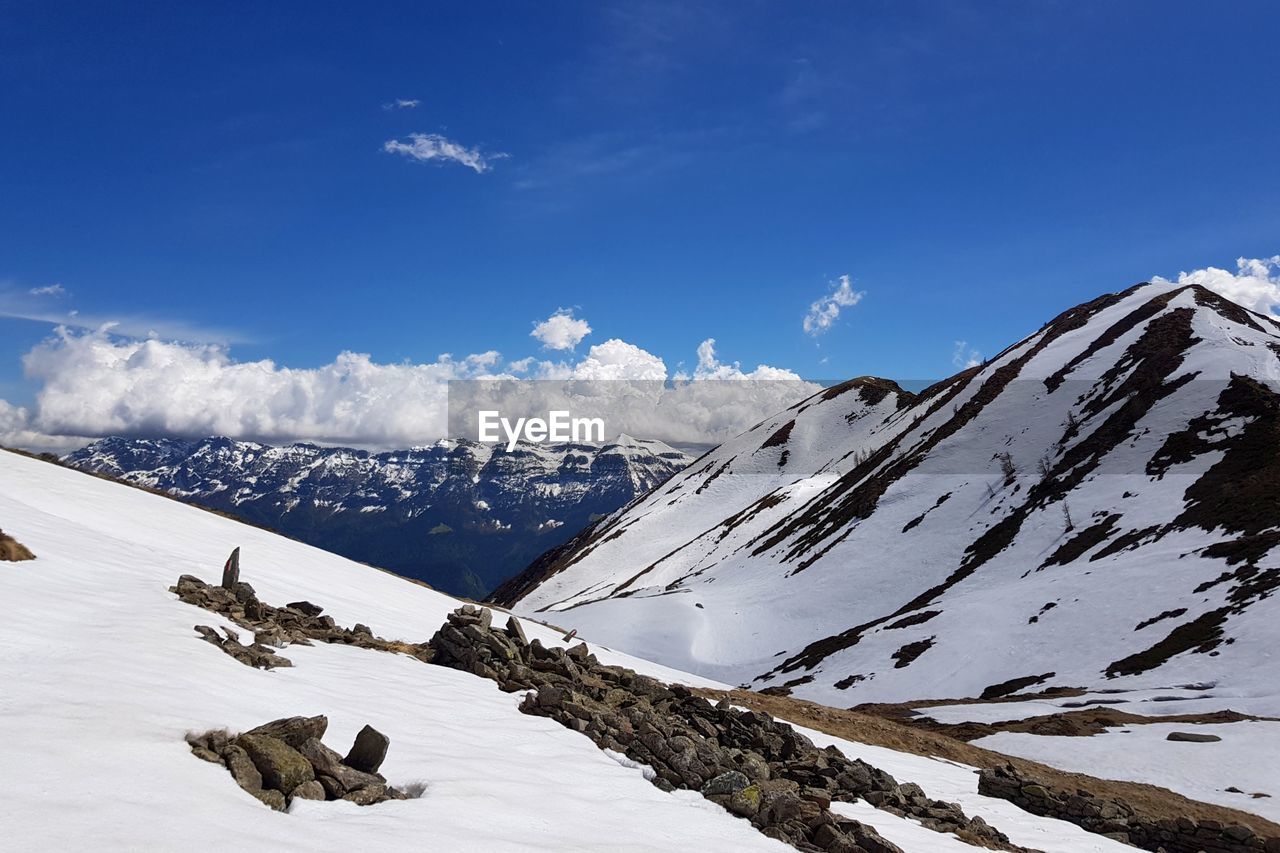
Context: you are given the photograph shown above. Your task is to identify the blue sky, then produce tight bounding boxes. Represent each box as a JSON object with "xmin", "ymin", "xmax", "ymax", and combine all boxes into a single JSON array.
[{"xmin": 1, "ymin": 1, "xmax": 1278, "ymax": 447}]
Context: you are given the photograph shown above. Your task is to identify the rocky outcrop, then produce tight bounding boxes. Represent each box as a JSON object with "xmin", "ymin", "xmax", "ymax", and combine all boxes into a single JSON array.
[
  {"xmin": 0, "ymin": 528, "xmax": 34, "ymax": 561},
  {"xmin": 429, "ymin": 605, "xmax": 1023, "ymax": 853},
  {"xmin": 978, "ymin": 763, "xmax": 1278, "ymax": 853},
  {"xmin": 187, "ymin": 716, "xmax": 412, "ymax": 810},
  {"xmin": 170, "ymin": 573, "xmax": 433, "ymax": 669}
]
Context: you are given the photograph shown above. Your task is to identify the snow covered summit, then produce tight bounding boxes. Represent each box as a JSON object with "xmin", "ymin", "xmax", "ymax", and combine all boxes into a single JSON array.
[{"xmin": 494, "ymin": 281, "xmax": 1280, "ymax": 713}]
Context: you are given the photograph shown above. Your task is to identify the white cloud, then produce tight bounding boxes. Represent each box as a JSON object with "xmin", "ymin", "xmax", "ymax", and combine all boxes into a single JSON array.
[
  {"xmin": 531, "ymin": 309, "xmax": 592, "ymax": 350},
  {"xmin": 952, "ymin": 341, "xmax": 982, "ymax": 369},
  {"xmin": 4, "ymin": 328, "xmax": 811, "ymax": 451},
  {"xmin": 383, "ymin": 133, "xmax": 507, "ymax": 174},
  {"xmin": 803, "ymin": 274, "xmax": 865, "ymax": 337},
  {"xmin": 382, "ymin": 98, "xmax": 421, "ymax": 110},
  {"xmin": 0, "ymin": 398, "xmax": 88, "ymax": 453},
  {"xmin": 1153, "ymin": 255, "xmax": 1280, "ymax": 317},
  {"xmin": 568, "ymin": 339, "xmax": 667, "ymax": 381},
  {"xmin": 17, "ymin": 329, "xmax": 497, "ymax": 448},
  {"xmin": 692, "ymin": 338, "xmax": 802, "ymax": 380},
  {"xmin": 28, "ymin": 284, "xmax": 65, "ymax": 297}
]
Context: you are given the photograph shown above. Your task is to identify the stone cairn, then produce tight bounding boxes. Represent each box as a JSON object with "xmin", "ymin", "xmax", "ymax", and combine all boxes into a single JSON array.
[
  {"xmin": 187, "ymin": 715, "xmax": 414, "ymax": 810},
  {"xmin": 979, "ymin": 764, "xmax": 1279, "ymax": 853},
  {"xmin": 169, "ymin": 571, "xmax": 432, "ymax": 670},
  {"xmin": 428, "ymin": 605, "xmax": 1023, "ymax": 853}
]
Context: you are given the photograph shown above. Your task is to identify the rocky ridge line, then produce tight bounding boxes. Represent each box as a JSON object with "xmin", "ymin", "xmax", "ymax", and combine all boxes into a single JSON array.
[{"xmin": 428, "ymin": 604, "xmax": 1027, "ymax": 853}]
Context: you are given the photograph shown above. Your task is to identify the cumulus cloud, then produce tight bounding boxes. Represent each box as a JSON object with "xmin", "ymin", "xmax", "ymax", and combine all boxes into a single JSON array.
[
  {"xmin": 531, "ymin": 308, "xmax": 592, "ymax": 350},
  {"xmin": 28, "ymin": 283, "xmax": 65, "ymax": 297},
  {"xmin": 383, "ymin": 133, "xmax": 507, "ymax": 174},
  {"xmin": 382, "ymin": 98, "xmax": 421, "ymax": 110},
  {"xmin": 952, "ymin": 341, "xmax": 982, "ymax": 369},
  {"xmin": 568, "ymin": 339, "xmax": 667, "ymax": 380},
  {"xmin": 803, "ymin": 275, "xmax": 864, "ymax": 337},
  {"xmin": 4, "ymin": 327, "xmax": 814, "ymax": 451},
  {"xmin": 692, "ymin": 338, "xmax": 803, "ymax": 380},
  {"xmin": 17, "ymin": 329, "xmax": 498, "ymax": 448},
  {"xmin": 1153, "ymin": 256, "xmax": 1280, "ymax": 316}
]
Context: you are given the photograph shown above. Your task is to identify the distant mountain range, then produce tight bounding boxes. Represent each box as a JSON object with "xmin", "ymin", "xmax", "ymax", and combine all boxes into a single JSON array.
[
  {"xmin": 64, "ymin": 434, "xmax": 690, "ymax": 597},
  {"xmin": 493, "ymin": 281, "xmax": 1280, "ymax": 709}
]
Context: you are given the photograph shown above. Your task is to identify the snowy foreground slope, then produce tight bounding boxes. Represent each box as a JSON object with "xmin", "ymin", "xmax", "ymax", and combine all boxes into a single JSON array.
[
  {"xmin": 496, "ymin": 281, "xmax": 1280, "ymax": 717},
  {"xmin": 0, "ymin": 449, "xmax": 1138, "ymax": 852}
]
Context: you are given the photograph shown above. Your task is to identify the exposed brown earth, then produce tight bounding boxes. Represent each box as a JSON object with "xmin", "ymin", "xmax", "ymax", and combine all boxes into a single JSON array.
[
  {"xmin": 695, "ymin": 687, "xmax": 1280, "ymax": 841},
  {"xmin": 854, "ymin": 702, "xmax": 1278, "ymax": 742}
]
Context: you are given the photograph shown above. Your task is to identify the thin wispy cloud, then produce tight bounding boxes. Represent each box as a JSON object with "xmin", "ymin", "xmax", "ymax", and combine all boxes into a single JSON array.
[
  {"xmin": 383, "ymin": 133, "xmax": 507, "ymax": 174},
  {"xmin": 382, "ymin": 98, "xmax": 421, "ymax": 110},
  {"xmin": 952, "ymin": 340, "xmax": 982, "ymax": 369},
  {"xmin": 802, "ymin": 274, "xmax": 864, "ymax": 337},
  {"xmin": 0, "ymin": 286, "xmax": 246, "ymax": 345}
]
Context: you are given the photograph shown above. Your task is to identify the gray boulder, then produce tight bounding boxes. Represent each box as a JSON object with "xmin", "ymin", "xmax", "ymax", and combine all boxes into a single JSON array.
[
  {"xmin": 344, "ymin": 724, "xmax": 390, "ymax": 774},
  {"xmin": 1166, "ymin": 731, "xmax": 1222, "ymax": 743},
  {"xmin": 246, "ymin": 715, "xmax": 328, "ymax": 749},
  {"xmin": 237, "ymin": 733, "xmax": 315, "ymax": 793}
]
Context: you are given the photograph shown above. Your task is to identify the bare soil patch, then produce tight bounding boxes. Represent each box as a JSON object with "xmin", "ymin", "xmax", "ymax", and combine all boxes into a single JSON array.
[{"xmin": 694, "ymin": 687, "xmax": 1280, "ymax": 838}]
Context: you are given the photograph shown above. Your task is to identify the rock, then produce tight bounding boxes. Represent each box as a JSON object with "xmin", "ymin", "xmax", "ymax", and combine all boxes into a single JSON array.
[
  {"xmin": 231, "ymin": 581, "xmax": 257, "ymax": 604},
  {"xmin": 317, "ymin": 775, "xmax": 344, "ymax": 799},
  {"xmin": 728, "ymin": 784, "xmax": 762, "ymax": 816},
  {"xmin": 342, "ymin": 783, "xmax": 388, "ymax": 805},
  {"xmin": 223, "ymin": 744, "xmax": 264, "ymax": 794},
  {"xmin": 253, "ymin": 789, "xmax": 287, "ymax": 811},
  {"xmin": 1223, "ymin": 824, "xmax": 1256, "ymax": 842},
  {"xmin": 291, "ymin": 780, "xmax": 326, "ymax": 801},
  {"xmin": 701, "ymin": 770, "xmax": 750, "ymax": 796},
  {"xmin": 505, "ymin": 616, "xmax": 527, "ymax": 645},
  {"xmin": 236, "ymin": 734, "xmax": 315, "ymax": 793},
  {"xmin": 344, "ymin": 725, "xmax": 390, "ymax": 774},
  {"xmin": 1165, "ymin": 731, "xmax": 1222, "ymax": 743},
  {"xmin": 245, "ymin": 715, "xmax": 328, "ymax": 749},
  {"xmin": 286, "ymin": 601, "xmax": 324, "ymax": 617},
  {"xmin": 220, "ymin": 547, "xmax": 240, "ymax": 588},
  {"xmin": 297, "ymin": 737, "xmax": 383, "ymax": 793},
  {"xmin": 175, "ymin": 574, "xmax": 206, "ymax": 595}
]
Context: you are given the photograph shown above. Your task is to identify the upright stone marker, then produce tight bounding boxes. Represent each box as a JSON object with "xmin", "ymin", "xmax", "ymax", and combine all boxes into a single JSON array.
[{"xmin": 221, "ymin": 546, "xmax": 241, "ymax": 588}]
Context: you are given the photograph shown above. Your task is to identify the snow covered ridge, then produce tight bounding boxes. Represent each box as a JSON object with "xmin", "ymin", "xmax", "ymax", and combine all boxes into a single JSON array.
[
  {"xmin": 494, "ymin": 281, "xmax": 1280, "ymax": 718},
  {"xmin": 2, "ymin": 447, "xmax": 1173, "ymax": 851},
  {"xmin": 61, "ymin": 434, "xmax": 690, "ymax": 598}
]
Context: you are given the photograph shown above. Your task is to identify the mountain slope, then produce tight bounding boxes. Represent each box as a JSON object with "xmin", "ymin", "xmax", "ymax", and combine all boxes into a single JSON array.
[
  {"xmin": 63, "ymin": 434, "xmax": 689, "ymax": 597},
  {"xmin": 0, "ymin": 447, "xmax": 1158, "ymax": 852},
  {"xmin": 493, "ymin": 282, "xmax": 1280, "ymax": 714}
]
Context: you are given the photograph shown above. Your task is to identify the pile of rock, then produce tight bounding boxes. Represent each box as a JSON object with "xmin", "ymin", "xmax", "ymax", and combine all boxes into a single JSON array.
[
  {"xmin": 187, "ymin": 715, "xmax": 413, "ymax": 810},
  {"xmin": 429, "ymin": 605, "xmax": 1019, "ymax": 853},
  {"xmin": 979, "ymin": 764, "xmax": 1277, "ymax": 853},
  {"xmin": 170, "ymin": 573, "xmax": 431, "ymax": 669}
]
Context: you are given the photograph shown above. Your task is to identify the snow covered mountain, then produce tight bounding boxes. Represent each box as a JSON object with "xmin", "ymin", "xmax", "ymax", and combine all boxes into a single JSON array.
[
  {"xmin": 1, "ymin": 443, "xmax": 1172, "ymax": 852},
  {"xmin": 493, "ymin": 281, "xmax": 1280, "ymax": 713},
  {"xmin": 63, "ymin": 434, "xmax": 689, "ymax": 598}
]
